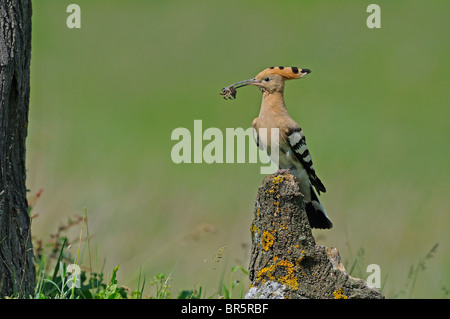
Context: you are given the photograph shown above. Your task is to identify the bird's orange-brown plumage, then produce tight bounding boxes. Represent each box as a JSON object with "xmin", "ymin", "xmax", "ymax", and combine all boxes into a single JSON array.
[{"xmin": 221, "ymin": 66, "xmax": 332, "ymax": 229}]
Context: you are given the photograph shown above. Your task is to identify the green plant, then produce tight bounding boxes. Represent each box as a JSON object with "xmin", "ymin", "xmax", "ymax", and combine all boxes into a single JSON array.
[
  {"xmin": 31, "ymin": 207, "xmax": 132, "ymax": 299},
  {"xmin": 221, "ymin": 265, "xmax": 248, "ymax": 299},
  {"xmin": 29, "ymin": 191, "xmax": 252, "ymax": 299},
  {"xmin": 391, "ymin": 243, "xmax": 439, "ymax": 298},
  {"xmin": 149, "ymin": 272, "xmax": 171, "ymax": 299}
]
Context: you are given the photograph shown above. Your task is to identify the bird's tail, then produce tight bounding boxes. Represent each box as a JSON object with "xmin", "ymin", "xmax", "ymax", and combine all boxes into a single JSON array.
[{"xmin": 305, "ymin": 186, "xmax": 333, "ymax": 229}]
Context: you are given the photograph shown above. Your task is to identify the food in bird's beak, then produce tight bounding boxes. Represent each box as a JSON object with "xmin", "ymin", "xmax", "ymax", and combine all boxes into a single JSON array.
[
  {"xmin": 220, "ymin": 78, "xmax": 260, "ymax": 100},
  {"xmin": 220, "ymin": 85, "xmax": 237, "ymax": 100}
]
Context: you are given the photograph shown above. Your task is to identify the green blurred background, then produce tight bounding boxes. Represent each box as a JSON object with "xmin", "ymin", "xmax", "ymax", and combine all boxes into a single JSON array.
[{"xmin": 27, "ymin": 0, "xmax": 449, "ymax": 298}]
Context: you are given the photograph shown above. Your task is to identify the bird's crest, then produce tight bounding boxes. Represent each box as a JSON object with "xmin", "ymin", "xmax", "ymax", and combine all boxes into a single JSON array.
[{"xmin": 255, "ymin": 66, "xmax": 310, "ymax": 80}]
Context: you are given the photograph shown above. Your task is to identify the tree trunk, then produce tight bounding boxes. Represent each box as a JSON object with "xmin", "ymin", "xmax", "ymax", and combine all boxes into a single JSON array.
[
  {"xmin": 245, "ymin": 172, "xmax": 384, "ymax": 299},
  {"xmin": 0, "ymin": 0, "xmax": 33, "ymax": 298}
]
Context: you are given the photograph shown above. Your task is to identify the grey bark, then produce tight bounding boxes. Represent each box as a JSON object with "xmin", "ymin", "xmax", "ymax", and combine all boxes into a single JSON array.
[
  {"xmin": 0, "ymin": 0, "xmax": 33, "ymax": 298},
  {"xmin": 246, "ymin": 172, "xmax": 384, "ymax": 299}
]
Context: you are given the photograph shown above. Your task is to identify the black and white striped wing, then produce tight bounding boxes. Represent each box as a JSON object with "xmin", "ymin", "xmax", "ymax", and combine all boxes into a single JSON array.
[
  {"xmin": 252, "ymin": 127, "xmax": 264, "ymax": 150},
  {"xmin": 286, "ymin": 127, "xmax": 326, "ymax": 194}
]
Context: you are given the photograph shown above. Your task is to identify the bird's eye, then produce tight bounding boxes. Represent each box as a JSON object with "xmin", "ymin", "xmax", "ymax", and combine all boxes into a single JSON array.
[{"xmin": 264, "ymin": 77, "xmax": 270, "ymax": 82}]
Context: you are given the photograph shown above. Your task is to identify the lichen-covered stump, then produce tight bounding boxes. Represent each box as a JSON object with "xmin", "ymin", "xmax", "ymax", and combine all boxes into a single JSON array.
[{"xmin": 245, "ymin": 172, "xmax": 384, "ymax": 299}]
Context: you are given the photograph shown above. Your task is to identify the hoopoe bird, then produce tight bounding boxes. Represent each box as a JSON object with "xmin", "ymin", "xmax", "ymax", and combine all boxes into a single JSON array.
[{"xmin": 221, "ymin": 66, "xmax": 333, "ymax": 229}]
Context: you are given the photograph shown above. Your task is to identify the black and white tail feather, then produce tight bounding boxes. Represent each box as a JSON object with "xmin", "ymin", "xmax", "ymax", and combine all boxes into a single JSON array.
[
  {"xmin": 305, "ymin": 185, "xmax": 333, "ymax": 229},
  {"xmin": 253, "ymin": 125, "xmax": 333, "ymax": 229},
  {"xmin": 286, "ymin": 127, "xmax": 333, "ymax": 229}
]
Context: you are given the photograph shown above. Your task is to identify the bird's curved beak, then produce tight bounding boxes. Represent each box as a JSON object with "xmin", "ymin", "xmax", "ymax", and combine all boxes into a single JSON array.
[{"xmin": 230, "ymin": 78, "xmax": 261, "ymax": 89}]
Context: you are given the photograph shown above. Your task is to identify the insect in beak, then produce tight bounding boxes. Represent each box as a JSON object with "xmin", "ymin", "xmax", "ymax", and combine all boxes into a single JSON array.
[{"xmin": 220, "ymin": 78, "xmax": 260, "ymax": 100}]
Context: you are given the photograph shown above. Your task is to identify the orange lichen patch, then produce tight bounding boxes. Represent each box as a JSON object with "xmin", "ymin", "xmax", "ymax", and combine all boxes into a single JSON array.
[
  {"xmin": 256, "ymin": 264, "xmax": 276, "ymax": 283},
  {"xmin": 333, "ymin": 288, "xmax": 348, "ymax": 299},
  {"xmin": 276, "ymin": 260, "xmax": 298, "ymax": 290},
  {"xmin": 273, "ymin": 200, "xmax": 281, "ymax": 214},
  {"xmin": 272, "ymin": 175, "xmax": 284, "ymax": 186},
  {"xmin": 295, "ymin": 256, "xmax": 304, "ymax": 266},
  {"xmin": 261, "ymin": 231, "xmax": 274, "ymax": 251},
  {"xmin": 269, "ymin": 176, "xmax": 284, "ymax": 214},
  {"xmin": 256, "ymin": 259, "xmax": 299, "ymax": 291}
]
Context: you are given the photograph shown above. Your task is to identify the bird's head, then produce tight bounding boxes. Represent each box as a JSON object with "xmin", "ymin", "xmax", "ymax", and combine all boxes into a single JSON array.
[{"xmin": 221, "ymin": 66, "xmax": 311, "ymax": 99}]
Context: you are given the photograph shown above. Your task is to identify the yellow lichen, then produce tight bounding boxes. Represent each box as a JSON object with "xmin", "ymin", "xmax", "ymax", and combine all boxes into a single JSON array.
[
  {"xmin": 272, "ymin": 175, "xmax": 284, "ymax": 184},
  {"xmin": 256, "ymin": 264, "xmax": 276, "ymax": 279},
  {"xmin": 295, "ymin": 256, "xmax": 304, "ymax": 265},
  {"xmin": 261, "ymin": 231, "xmax": 274, "ymax": 251},
  {"xmin": 256, "ymin": 259, "xmax": 299, "ymax": 291},
  {"xmin": 333, "ymin": 288, "xmax": 348, "ymax": 299},
  {"xmin": 276, "ymin": 260, "xmax": 298, "ymax": 290},
  {"xmin": 250, "ymin": 222, "xmax": 259, "ymax": 236},
  {"xmin": 267, "ymin": 176, "xmax": 284, "ymax": 215}
]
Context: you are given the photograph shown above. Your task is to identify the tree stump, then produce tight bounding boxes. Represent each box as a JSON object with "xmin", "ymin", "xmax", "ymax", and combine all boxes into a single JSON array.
[{"xmin": 245, "ymin": 172, "xmax": 384, "ymax": 299}]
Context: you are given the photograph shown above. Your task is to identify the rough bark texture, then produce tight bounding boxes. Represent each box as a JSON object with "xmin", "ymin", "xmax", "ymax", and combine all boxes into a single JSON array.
[
  {"xmin": 245, "ymin": 172, "xmax": 384, "ymax": 299},
  {"xmin": 0, "ymin": 0, "xmax": 33, "ymax": 298}
]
